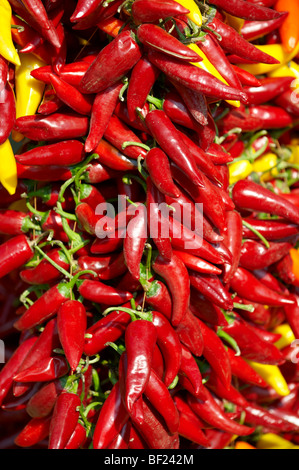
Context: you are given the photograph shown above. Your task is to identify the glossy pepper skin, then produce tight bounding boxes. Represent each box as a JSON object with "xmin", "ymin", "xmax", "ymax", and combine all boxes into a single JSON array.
[
  {"xmin": 152, "ymin": 252, "xmax": 190, "ymax": 327},
  {"xmin": 124, "ymin": 320, "xmax": 157, "ymax": 415},
  {"xmin": 210, "ymin": 0, "xmax": 284, "ymax": 20},
  {"xmin": 57, "ymin": 300, "xmax": 87, "ymax": 373},
  {"xmin": 0, "ymin": 235, "xmax": 33, "ymax": 280},
  {"xmin": 80, "ymin": 30, "xmax": 142, "ymax": 94},
  {"xmin": 131, "ymin": 0, "xmax": 189, "ymax": 23},
  {"xmin": 232, "ymin": 180, "xmax": 299, "ymax": 225},
  {"xmin": 0, "ymin": 82, "xmax": 16, "ymax": 145},
  {"xmin": 48, "ymin": 392, "xmax": 81, "ymax": 449}
]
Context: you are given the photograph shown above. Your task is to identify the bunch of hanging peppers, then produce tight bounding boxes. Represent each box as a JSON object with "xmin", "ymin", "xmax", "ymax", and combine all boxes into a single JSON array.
[{"xmin": 1, "ymin": 0, "xmax": 299, "ymax": 451}]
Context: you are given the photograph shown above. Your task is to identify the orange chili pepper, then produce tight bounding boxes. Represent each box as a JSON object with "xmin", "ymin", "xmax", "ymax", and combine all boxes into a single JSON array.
[
  {"xmin": 289, "ymin": 248, "xmax": 299, "ymax": 285},
  {"xmin": 235, "ymin": 441, "xmax": 256, "ymax": 450},
  {"xmin": 97, "ymin": 17, "xmax": 125, "ymax": 38},
  {"xmin": 275, "ymin": 0, "xmax": 299, "ymax": 53}
]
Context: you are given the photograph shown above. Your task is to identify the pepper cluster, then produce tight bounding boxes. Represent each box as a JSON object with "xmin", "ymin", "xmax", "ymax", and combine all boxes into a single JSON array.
[{"xmin": 1, "ymin": 0, "xmax": 299, "ymax": 451}]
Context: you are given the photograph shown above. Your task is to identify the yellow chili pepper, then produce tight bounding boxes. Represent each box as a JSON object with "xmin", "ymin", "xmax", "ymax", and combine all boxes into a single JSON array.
[
  {"xmin": 245, "ymin": 361, "xmax": 290, "ymax": 397},
  {"xmin": 251, "ymin": 152, "xmax": 279, "ymax": 182},
  {"xmin": 272, "ymin": 323, "xmax": 296, "ymax": 350},
  {"xmin": 286, "ymin": 145, "xmax": 299, "ymax": 164},
  {"xmin": 175, "ymin": 0, "xmax": 202, "ymax": 27},
  {"xmin": 289, "ymin": 247, "xmax": 299, "ymax": 283},
  {"xmin": 12, "ymin": 53, "xmax": 46, "ymax": 142},
  {"xmin": 187, "ymin": 43, "xmax": 240, "ymax": 107},
  {"xmin": 229, "ymin": 160, "xmax": 253, "ymax": 184},
  {"xmin": 8, "ymin": 199, "xmax": 29, "ymax": 212},
  {"xmin": 0, "ymin": 0, "xmax": 20, "ymax": 66},
  {"xmin": 225, "ymin": 14, "xmax": 245, "ymax": 33},
  {"xmin": 256, "ymin": 433, "xmax": 299, "ymax": 449},
  {"xmin": 235, "ymin": 441, "xmax": 256, "ymax": 450},
  {"xmin": 239, "ymin": 42, "xmax": 299, "ymax": 76},
  {"xmin": 0, "ymin": 139, "xmax": 17, "ymax": 196},
  {"xmin": 269, "ymin": 61, "xmax": 299, "ymax": 90}
]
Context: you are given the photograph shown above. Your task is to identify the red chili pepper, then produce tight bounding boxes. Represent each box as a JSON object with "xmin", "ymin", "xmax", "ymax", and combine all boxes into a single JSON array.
[
  {"xmin": 284, "ymin": 293, "xmax": 299, "ymax": 340},
  {"xmin": 127, "ymin": 57, "xmax": 160, "ymax": 122},
  {"xmin": 173, "ymin": 250, "xmax": 222, "ymax": 276},
  {"xmin": 78, "ymin": 278, "xmax": 133, "ymax": 306},
  {"xmin": 13, "ymin": 280, "xmax": 75, "ymax": 331},
  {"xmin": 242, "ymin": 218, "xmax": 299, "ymax": 241},
  {"xmin": 14, "ymin": 416, "xmax": 52, "ymax": 448},
  {"xmin": 57, "ymin": 300, "xmax": 87, "ymax": 372},
  {"xmin": 190, "ymin": 289, "xmax": 228, "ymax": 326},
  {"xmin": 26, "ymin": 379, "xmax": 65, "ymax": 419},
  {"xmin": 123, "ymin": 203, "xmax": 147, "ymax": 281},
  {"xmin": 174, "ymin": 394, "xmax": 210, "ymax": 447},
  {"xmin": 173, "ymin": 82, "xmax": 208, "ymax": 127},
  {"xmin": 275, "ymin": 88, "xmax": 299, "ymax": 117},
  {"xmin": 13, "ymin": 356, "xmax": 69, "ymax": 383},
  {"xmin": 71, "ymin": 0, "xmax": 103, "ymax": 22},
  {"xmin": 0, "ymin": 235, "xmax": 34, "ymax": 280},
  {"xmin": 48, "ymin": 392, "xmax": 81, "ymax": 449},
  {"xmin": 174, "ymin": 308, "xmax": 203, "ymax": 358},
  {"xmin": 131, "ymin": 0, "xmax": 189, "ymax": 23},
  {"xmin": 163, "ymin": 90, "xmax": 202, "ymax": 132},
  {"xmin": 231, "ymin": 65, "xmax": 262, "ymax": 87},
  {"xmin": 147, "ymin": 50, "xmax": 249, "ymax": 104},
  {"xmin": 146, "ymin": 177, "xmax": 173, "ymax": 260},
  {"xmin": 232, "ymin": 180, "xmax": 299, "ymax": 226},
  {"xmin": 0, "ymin": 82, "xmax": 15, "ymax": 145},
  {"xmin": 236, "ymin": 403, "xmax": 299, "ymax": 433},
  {"xmin": 85, "ymin": 81, "xmax": 123, "ymax": 153},
  {"xmin": 31, "ymin": 62, "xmax": 90, "ymax": 87},
  {"xmin": 230, "ymin": 267, "xmax": 295, "ymax": 307},
  {"xmin": 226, "ymin": 347, "xmax": 268, "ymax": 388},
  {"xmin": 210, "ymin": 0, "xmax": 284, "ymax": 20},
  {"xmin": 144, "ymin": 280, "xmax": 172, "ymax": 320},
  {"xmin": 188, "ymin": 388, "xmax": 254, "ymax": 436},
  {"xmin": 0, "ymin": 336, "xmax": 37, "ymax": 406},
  {"xmin": 206, "ymin": 368, "xmax": 249, "ymax": 407},
  {"xmin": 222, "ymin": 314, "xmax": 284, "ymax": 365},
  {"xmin": 49, "ymin": 74, "xmax": 93, "ymax": 116},
  {"xmin": 145, "ymin": 148, "xmax": 180, "ymax": 199},
  {"xmin": 144, "ymin": 368, "xmax": 180, "ymax": 434},
  {"xmin": 150, "ymin": 310, "xmax": 182, "ymax": 387},
  {"xmin": 0, "ymin": 210, "xmax": 37, "ymax": 236},
  {"xmin": 243, "ymin": 77, "xmax": 293, "ymax": 105},
  {"xmin": 137, "ymin": 23, "xmax": 201, "ymax": 62},
  {"xmin": 0, "ymin": 55, "xmax": 8, "ymax": 93},
  {"xmin": 208, "ymin": 18, "xmax": 279, "ymax": 65},
  {"xmin": 170, "ymin": 162, "xmax": 227, "ymax": 233},
  {"xmin": 239, "ymin": 240, "xmax": 293, "ymax": 271},
  {"xmin": 130, "ymin": 396, "xmax": 180, "ymax": 449},
  {"xmin": 189, "ymin": 271, "xmax": 234, "ymax": 311},
  {"xmin": 93, "ymin": 380, "xmax": 129, "ymax": 449},
  {"xmin": 177, "ymin": 344, "xmax": 205, "ymax": 399},
  {"xmin": 80, "ymin": 30, "xmax": 142, "ymax": 94},
  {"xmin": 152, "ymin": 252, "xmax": 190, "ymax": 327},
  {"xmin": 249, "ymin": 104, "xmax": 293, "ymax": 129},
  {"xmin": 16, "ymin": 140, "xmax": 86, "ymax": 166},
  {"xmin": 14, "ymin": 113, "xmax": 89, "ymax": 142},
  {"xmin": 103, "ymin": 114, "xmax": 148, "ymax": 160},
  {"xmin": 198, "ymin": 32, "xmax": 242, "ymax": 90},
  {"xmin": 196, "ymin": 318, "xmax": 232, "ymax": 389}
]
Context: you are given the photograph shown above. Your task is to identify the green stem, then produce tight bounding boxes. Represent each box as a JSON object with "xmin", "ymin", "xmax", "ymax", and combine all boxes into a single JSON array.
[
  {"xmin": 54, "ymin": 207, "xmax": 78, "ymax": 221},
  {"xmin": 233, "ymin": 302, "xmax": 255, "ymax": 313},
  {"xmin": 242, "ymin": 220, "xmax": 270, "ymax": 249},
  {"xmin": 102, "ymin": 306, "xmax": 153, "ymax": 322},
  {"xmin": 146, "ymin": 95, "xmax": 164, "ymax": 110},
  {"xmin": 122, "ymin": 141, "xmax": 151, "ymax": 152},
  {"xmin": 34, "ymin": 245, "xmax": 72, "ymax": 279},
  {"xmin": 217, "ymin": 329, "xmax": 241, "ymax": 356}
]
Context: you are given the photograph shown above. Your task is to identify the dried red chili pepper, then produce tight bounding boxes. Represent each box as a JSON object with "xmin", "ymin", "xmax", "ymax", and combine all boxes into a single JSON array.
[
  {"xmin": 131, "ymin": 0, "xmax": 189, "ymax": 23},
  {"xmin": 57, "ymin": 300, "xmax": 87, "ymax": 372},
  {"xmin": 233, "ymin": 180, "xmax": 299, "ymax": 225},
  {"xmin": 16, "ymin": 140, "xmax": 86, "ymax": 167},
  {"xmin": 80, "ymin": 30, "xmax": 142, "ymax": 94},
  {"xmin": 85, "ymin": 81, "xmax": 123, "ymax": 153},
  {"xmin": 0, "ymin": 235, "xmax": 34, "ymax": 280},
  {"xmin": 210, "ymin": 0, "xmax": 283, "ymax": 20},
  {"xmin": 14, "ymin": 415, "xmax": 52, "ymax": 448},
  {"xmin": 48, "ymin": 392, "xmax": 81, "ymax": 449}
]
